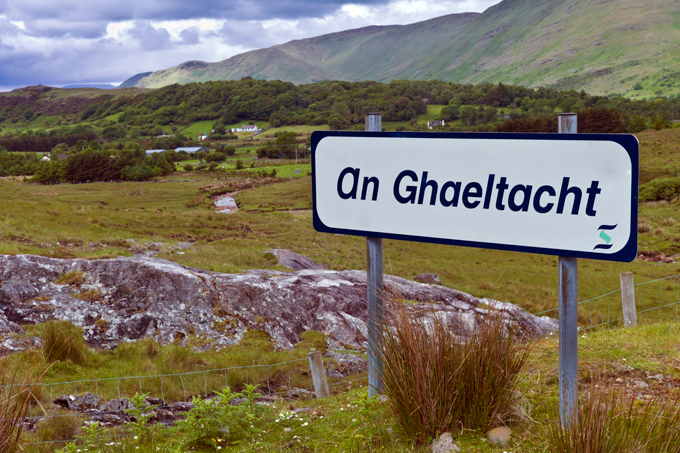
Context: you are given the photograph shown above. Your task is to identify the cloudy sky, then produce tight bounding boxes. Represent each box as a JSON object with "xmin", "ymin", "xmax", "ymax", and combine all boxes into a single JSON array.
[{"xmin": 0, "ymin": 0, "xmax": 502, "ymax": 89}]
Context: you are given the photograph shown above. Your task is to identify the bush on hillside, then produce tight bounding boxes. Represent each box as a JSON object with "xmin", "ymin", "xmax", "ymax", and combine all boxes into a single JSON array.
[
  {"xmin": 205, "ymin": 151, "xmax": 226, "ymax": 162},
  {"xmin": 121, "ymin": 164, "xmax": 155, "ymax": 181},
  {"xmin": 40, "ymin": 321, "xmax": 89, "ymax": 365},
  {"xmin": 639, "ymin": 177, "xmax": 680, "ymax": 201}
]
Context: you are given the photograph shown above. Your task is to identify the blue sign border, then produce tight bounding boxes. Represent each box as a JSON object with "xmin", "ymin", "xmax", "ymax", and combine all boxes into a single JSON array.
[{"xmin": 311, "ymin": 131, "xmax": 639, "ymax": 263}]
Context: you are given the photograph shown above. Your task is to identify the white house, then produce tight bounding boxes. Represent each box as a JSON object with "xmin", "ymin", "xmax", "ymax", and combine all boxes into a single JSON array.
[
  {"xmin": 230, "ymin": 125, "xmax": 260, "ymax": 133},
  {"xmin": 427, "ymin": 120, "xmax": 445, "ymax": 129},
  {"xmin": 145, "ymin": 149, "xmax": 167, "ymax": 156},
  {"xmin": 41, "ymin": 155, "xmax": 51, "ymax": 162},
  {"xmin": 199, "ymin": 134, "xmax": 209, "ymax": 141}
]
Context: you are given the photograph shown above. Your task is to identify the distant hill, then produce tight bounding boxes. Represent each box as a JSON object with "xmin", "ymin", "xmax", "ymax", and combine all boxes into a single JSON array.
[
  {"xmin": 62, "ymin": 84, "xmax": 117, "ymax": 90},
  {"xmin": 130, "ymin": 0, "xmax": 680, "ymax": 98},
  {"xmin": 119, "ymin": 72, "xmax": 154, "ymax": 88}
]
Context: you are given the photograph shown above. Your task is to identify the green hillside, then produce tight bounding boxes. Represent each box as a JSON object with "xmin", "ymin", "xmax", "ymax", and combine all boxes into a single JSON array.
[{"xmin": 131, "ymin": 0, "xmax": 680, "ymax": 97}]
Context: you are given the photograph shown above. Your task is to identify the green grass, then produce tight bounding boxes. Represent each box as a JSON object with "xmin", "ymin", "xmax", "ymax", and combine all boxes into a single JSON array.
[
  {"xmin": 259, "ymin": 124, "xmax": 328, "ymax": 137},
  {"xmin": 236, "ymin": 163, "xmax": 311, "ymax": 179},
  {"xmin": 18, "ymin": 319, "xmax": 680, "ymax": 452},
  {"xmin": 178, "ymin": 120, "xmax": 215, "ymax": 137}
]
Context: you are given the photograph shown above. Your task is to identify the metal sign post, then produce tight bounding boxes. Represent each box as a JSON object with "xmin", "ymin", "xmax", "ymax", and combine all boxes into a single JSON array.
[
  {"xmin": 558, "ymin": 113, "xmax": 578, "ymax": 427},
  {"xmin": 365, "ymin": 113, "xmax": 384, "ymax": 398}
]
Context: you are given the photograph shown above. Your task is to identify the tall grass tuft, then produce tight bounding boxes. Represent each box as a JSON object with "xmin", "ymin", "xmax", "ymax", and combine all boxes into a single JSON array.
[
  {"xmin": 379, "ymin": 300, "xmax": 533, "ymax": 444},
  {"xmin": 40, "ymin": 320, "xmax": 89, "ymax": 365},
  {"xmin": 0, "ymin": 355, "xmax": 44, "ymax": 452},
  {"xmin": 547, "ymin": 383, "xmax": 680, "ymax": 453}
]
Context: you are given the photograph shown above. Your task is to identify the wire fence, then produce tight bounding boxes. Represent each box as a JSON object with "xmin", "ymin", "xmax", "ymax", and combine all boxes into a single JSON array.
[
  {"xmin": 534, "ymin": 274, "xmax": 680, "ymax": 332},
  {"xmin": 16, "ymin": 353, "xmax": 367, "ymax": 451}
]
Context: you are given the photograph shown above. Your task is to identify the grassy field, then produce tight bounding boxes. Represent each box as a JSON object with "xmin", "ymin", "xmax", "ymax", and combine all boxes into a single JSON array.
[
  {"xmin": 15, "ymin": 319, "xmax": 680, "ymax": 451},
  {"xmin": 178, "ymin": 121, "xmax": 270, "ymax": 139},
  {"xmin": 2, "ymin": 123, "xmax": 680, "ymax": 451},
  {"xmin": 0, "ymin": 127, "xmax": 679, "ymax": 315},
  {"xmin": 259, "ymin": 124, "xmax": 328, "ymax": 137}
]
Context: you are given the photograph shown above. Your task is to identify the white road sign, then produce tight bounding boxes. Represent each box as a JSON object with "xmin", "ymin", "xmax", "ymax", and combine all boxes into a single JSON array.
[{"xmin": 312, "ymin": 131, "xmax": 638, "ymax": 262}]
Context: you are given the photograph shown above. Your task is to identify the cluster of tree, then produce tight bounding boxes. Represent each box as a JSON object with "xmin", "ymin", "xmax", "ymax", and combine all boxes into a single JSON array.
[
  {"xmin": 31, "ymin": 143, "xmax": 176, "ymax": 184},
  {"xmin": 0, "ymin": 125, "xmax": 99, "ymax": 152},
  {"xmin": 494, "ymin": 107, "xmax": 625, "ymax": 133},
  {"xmin": 0, "ymin": 148, "xmax": 42, "ymax": 176},
  {"xmin": 256, "ymin": 132, "xmax": 306, "ymax": 159},
  {"xmin": 4, "ymin": 79, "xmax": 680, "ymax": 151}
]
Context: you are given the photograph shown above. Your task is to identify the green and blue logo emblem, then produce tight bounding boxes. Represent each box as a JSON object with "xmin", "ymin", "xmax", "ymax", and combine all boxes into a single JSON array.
[{"xmin": 594, "ymin": 224, "xmax": 617, "ymax": 250}]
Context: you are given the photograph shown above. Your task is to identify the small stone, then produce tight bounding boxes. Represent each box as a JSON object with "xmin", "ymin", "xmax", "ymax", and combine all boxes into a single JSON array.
[
  {"xmin": 284, "ymin": 427, "xmax": 292, "ymax": 432},
  {"xmin": 414, "ymin": 273, "xmax": 442, "ymax": 285},
  {"xmin": 650, "ymin": 374, "xmax": 664, "ymax": 380},
  {"xmin": 430, "ymin": 432, "xmax": 460, "ymax": 453},
  {"xmin": 615, "ymin": 378, "xmax": 623, "ymax": 383},
  {"xmin": 487, "ymin": 426, "xmax": 512, "ymax": 447},
  {"xmin": 634, "ymin": 380, "xmax": 649, "ymax": 389}
]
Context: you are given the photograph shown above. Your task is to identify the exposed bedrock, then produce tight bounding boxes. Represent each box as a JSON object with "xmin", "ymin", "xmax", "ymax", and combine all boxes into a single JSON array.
[{"xmin": 0, "ymin": 253, "xmax": 557, "ymax": 351}]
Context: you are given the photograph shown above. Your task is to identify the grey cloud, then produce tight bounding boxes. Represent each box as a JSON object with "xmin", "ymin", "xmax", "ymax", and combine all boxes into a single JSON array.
[
  {"xmin": 179, "ymin": 27, "xmax": 200, "ymax": 45},
  {"xmin": 0, "ymin": 0, "xmax": 393, "ymax": 22},
  {"xmin": 217, "ymin": 21, "xmax": 273, "ymax": 48},
  {"xmin": 22, "ymin": 19, "xmax": 109, "ymax": 38},
  {"xmin": 126, "ymin": 20, "xmax": 171, "ymax": 50}
]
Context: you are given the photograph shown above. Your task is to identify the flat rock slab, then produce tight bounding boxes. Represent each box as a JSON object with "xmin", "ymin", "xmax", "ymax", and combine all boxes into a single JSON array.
[{"xmin": 0, "ymin": 254, "xmax": 557, "ymax": 351}]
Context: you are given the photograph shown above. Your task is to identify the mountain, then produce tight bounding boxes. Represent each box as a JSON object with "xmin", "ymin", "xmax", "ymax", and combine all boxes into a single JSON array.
[
  {"xmin": 133, "ymin": 0, "xmax": 680, "ymax": 97},
  {"xmin": 119, "ymin": 72, "xmax": 154, "ymax": 88}
]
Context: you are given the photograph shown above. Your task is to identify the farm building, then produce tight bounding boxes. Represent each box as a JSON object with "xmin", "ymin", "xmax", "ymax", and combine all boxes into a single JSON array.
[
  {"xmin": 427, "ymin": 120, "xmax": 445, "ymax": 129},
  {"xmin": 199, "ymin": 134, "xmax": 208, "ymax": 140},
  {"xmin": 145, "ymin": 149, "xmax": 167, "ymax": 156},
  {"xmin": 176, "ymin": 146, "xmax": 209, "ymax": 154},
  {"xmin": 230, "ymin": 125, "xmax": 260, "ymax": 133}
]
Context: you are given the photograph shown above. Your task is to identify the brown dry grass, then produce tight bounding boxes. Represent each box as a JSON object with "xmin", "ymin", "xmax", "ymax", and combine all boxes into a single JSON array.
[{"xmin": 379, "ymin": 299, "xmax": 533, "ymax": 444}]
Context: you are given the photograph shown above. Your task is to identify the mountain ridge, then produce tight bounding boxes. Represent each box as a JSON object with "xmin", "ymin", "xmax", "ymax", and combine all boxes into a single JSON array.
[{"xmin": 127, "ymin": 0, "xmax": 680, "ymax": 98}]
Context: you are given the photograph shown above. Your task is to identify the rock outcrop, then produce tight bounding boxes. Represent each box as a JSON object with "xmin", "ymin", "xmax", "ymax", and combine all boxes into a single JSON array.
[{"xmin": 0, "ymin": 253, "xmax": 557, "ymax": 351}]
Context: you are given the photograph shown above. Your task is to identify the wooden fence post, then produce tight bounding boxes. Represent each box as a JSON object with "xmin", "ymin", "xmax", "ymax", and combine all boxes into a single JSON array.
[
  {"xmin": 308, "ymin": 349, "xmax": 329, "ymax": 398},
  {"xmin": 620, "ymin": 272, "xmax": 637, "ymax": 328}
]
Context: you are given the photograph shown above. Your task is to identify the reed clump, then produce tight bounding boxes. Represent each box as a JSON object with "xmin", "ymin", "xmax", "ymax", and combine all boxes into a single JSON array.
[
  {"xmin": 546, "ymin": 383, "xmax": 680, "ymax": 453},
  {"xmin": 379, "ymin": 300, "xmax": 533, "ymax": 444}
]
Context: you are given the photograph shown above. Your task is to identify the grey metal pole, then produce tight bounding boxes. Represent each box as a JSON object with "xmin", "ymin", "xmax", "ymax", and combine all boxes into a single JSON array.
[
  {"xmin": 366, "ymin": 112, "xmax": 384, "ymax": 398},
  {"xmin": 558, "ymin": 113, "xmax": 578, "ymax": 427}
]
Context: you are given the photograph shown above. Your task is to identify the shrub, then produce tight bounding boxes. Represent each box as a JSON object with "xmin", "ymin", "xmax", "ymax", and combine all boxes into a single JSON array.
[
  {"xmin": 546, "ymin": 384, "xmax": 680, "ymax": 453},
  {"xmin": 638, "ymin": 220, "xmax": 652, "ymax": 233},
  {"xmin": 72, "ymin": 289, "xmax": 102, "ymax": 302},
  {"xmin": 40, "ymin": 321, "xmax": 89, "ymax": 365},
  {"xmin": 183, "ymin": 163, "xmax": 194, "ymax": 172},
  {"xmin": 172, "ymin": 384, "xmax": 264, "ymax": 449},
  {"xmin": 236, "ymin": 160, "xmax": 244, "ymax": 170},
  {"xmin": 121, "ymin": 164, "xmax": 155, "ymax": 181},
  {"xmin": 54, "ymin": 270, "xmax": 85, "ymax": 286},
  {"xmin": 639, "ymin": 177, "xmax": 680, "ymax": 201},
  {"xmin": 380, "ymin": 300, "xmax": 532, "ymax": 444},
  {"xmin": 205, "ymin": 151, "xmax": 226, "ymax": 162},
  {"xmin": 33, "ymin": 412, "xmax": 81, "ymax": 450}
]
